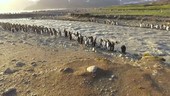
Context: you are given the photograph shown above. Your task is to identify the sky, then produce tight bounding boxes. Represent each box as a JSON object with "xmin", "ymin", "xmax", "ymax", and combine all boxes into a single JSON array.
[
  {"xmin": 0, "ymin": 0, "xmax": 158, "ymax": 12},
  {"xmin": 0, "ymin": 0, "xmax": 39, "ymax": 12}
]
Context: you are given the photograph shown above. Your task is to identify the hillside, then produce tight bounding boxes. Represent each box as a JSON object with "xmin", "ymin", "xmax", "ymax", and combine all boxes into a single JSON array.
[{"xmin": 90, "ymin": 3, "xmax": 170, "ymax": 17}]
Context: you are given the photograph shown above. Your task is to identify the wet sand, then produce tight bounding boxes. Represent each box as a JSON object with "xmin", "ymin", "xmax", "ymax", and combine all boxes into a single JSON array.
[{"xmin": 0, "ymin": 27, "xmax": 170, "ymax": 96}]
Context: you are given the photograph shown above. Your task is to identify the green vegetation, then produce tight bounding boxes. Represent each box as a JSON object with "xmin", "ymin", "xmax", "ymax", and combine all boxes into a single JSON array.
[{"xmin": 91, "ymin": 3, "xmax": 170, "ymax": 17}]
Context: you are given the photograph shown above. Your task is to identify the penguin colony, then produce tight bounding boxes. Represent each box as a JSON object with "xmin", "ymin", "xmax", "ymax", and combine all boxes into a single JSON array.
[
  {"xmin": 89, "ymin": 19, "xmax": 170, "ymax": 31},
  {"xmin": 139, "ymin": 23, "xmax": 170, "ymax": 31},
  {"xmin": 0, "ymin": 22, "xmax": 127, "ymax": 54}
]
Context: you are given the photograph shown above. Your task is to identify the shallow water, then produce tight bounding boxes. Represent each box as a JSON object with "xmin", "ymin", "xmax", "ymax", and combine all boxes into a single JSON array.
[{"xmin": 0, "ymin": 18, "xmax": 170, "ymax": 63}]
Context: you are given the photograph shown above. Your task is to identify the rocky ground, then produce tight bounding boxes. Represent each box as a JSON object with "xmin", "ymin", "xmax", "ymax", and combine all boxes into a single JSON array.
[{"xmin": 0, "ymin": 27, "xmax": 170, "ymax": 96}]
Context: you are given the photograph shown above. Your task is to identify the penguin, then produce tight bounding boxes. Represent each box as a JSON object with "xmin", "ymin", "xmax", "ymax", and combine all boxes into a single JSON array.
[
  {"xmin": 121, "ymin": 45, "xmax": 126, "ymax": 54},
  {"xmin": 110, "ymin": 42, "xmax": 115, "ymax": 51},
  {"xmin": 100, "ymin": 39, "xmax": 103, "ymax": 47},
  {"xmin": 80, "ymin": 35, "xmax": 84, "ymax": 44},
  {"xmin": 53, "ymin": 28, "xmax": 57, "ymax": 36},
  {"xmin": 69, "ymin": 31, "xmax": 72, "ymax": 40},
  {"xmin": 64, "ymin": 29, "xmax": 68, "ymax": 37},
  {"xmin": 84, "ymin": 36, "xmax": 89, "ymax": 46},
  {"xmin": 93, "ymin": 37, "xmax": 97, "ymax": 47}
]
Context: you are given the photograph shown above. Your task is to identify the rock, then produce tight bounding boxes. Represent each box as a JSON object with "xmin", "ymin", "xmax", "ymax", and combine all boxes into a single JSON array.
[
  {"xmin": 152, "ymin": 70, "xmax": 158, "ymax": 76},
  {"xmin": 16, "ymin": 62, "xmax": 25, "ymax": 67},
  {"xmin": 31, "ymin": 62, "xmax": 37, "ymax": 67},
  {"xmin": 26, "ymin": 68, "xmax": 34, "ymax": 72},
  {"xmin": 2, "ymin": 87, "xmax": 17, "ymax": 96},
  {"xmin": 3, "ymin": 68, "xmax": 15, "ymax": 74},
  {"xmin": 118, "ymin": 54, "xmax": 123, "ymax": 57},
  {"xmin": 32, "ymin": 73, "xmax": 38, "ymax": 77},
  {"xmin": 87, "ymin": 66, "xmax": 98, "ymax": 73},
  {"xmin": 23, "ymin": 41, "xmax": 27, "ymax": 44},
  {"xmin": 0, "ymin": 72, "xmax": 3, "ymax": 75},
  {"xmin": 0, "ymin": 41, "xmax": 4, "ymax": 44},
  {"xmin": 92, "ymin": 48, "xmax": 95, "ymax": 52},
  {"xmin": 109, "ymin": 78, "xmax": 113, "ymax": 81},
  {"xmin": 26, "ymin": 90, "xmax": 31, "ymax": 94},
  {"xmin": 0, "ymin": 78, "xmax": 4, "ymax": 82},
  {"xmin": 59, "ymin": 67, "xmax": 73, "ymax": 73},
  {"xmin": 31, "ymin": 93, "xmax": 37, "ymax": 96},
  {"xmin": 11, "ymin": 43, "xmax": 15, "ymax": 45},
  {"xmin": 111, "ymin": 75, "xmax": 115, "ymax": 78},
  {"xmin": 18, "ymin": 41, "xmax": 23, "ymax": 43},
  {"xmin": 11, "ymin": 59, "xmax": 17, "ymax": 62}
]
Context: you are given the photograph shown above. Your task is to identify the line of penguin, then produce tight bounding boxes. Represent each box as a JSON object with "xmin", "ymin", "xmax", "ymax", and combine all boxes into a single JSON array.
[
  {"xmin": 139, "ymin": 23, "xmax": 170, "ymax": 31},
  {"xmin": 89, "ymin": 18, "xmax": 170, "ymax": 31},
  {"xmin": 0, "ymin": 22, "xmax": 127, "ymax": 54}
]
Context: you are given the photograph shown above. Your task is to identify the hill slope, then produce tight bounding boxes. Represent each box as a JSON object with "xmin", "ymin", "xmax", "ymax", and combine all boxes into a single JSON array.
[{"xmin": 91, "ymin": 3, "xmax": 170, "ymax": 17}]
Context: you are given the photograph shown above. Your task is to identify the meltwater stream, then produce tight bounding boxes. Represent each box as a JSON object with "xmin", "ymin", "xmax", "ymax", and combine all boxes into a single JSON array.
[{"xmin": 0, "ymin": 18, "xmax": 170, "ymax": 63}]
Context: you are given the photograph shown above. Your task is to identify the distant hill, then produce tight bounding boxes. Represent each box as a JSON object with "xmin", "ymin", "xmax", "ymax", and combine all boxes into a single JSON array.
[
  {"xmin": 25, "ymin": 0, "xmax": 159, "ymax": 10},
  {"xmin": 157, "ymin": 0, "xmax": 170, "ymax": 3},
  {"xmin": 25, "ymin": 0, "xmax": 120, "ymax": 10}
]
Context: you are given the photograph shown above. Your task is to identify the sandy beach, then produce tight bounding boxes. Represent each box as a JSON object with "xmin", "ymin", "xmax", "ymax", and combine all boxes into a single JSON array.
[{"xmin": 0, "ymin": 26, "xmax": 170, "ymax": 96}]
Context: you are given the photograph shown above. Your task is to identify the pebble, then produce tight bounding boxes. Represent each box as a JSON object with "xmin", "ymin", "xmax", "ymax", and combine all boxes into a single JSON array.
[
  {"xmin": 26, "ymin": 90, "xmax": 31, "ymax": 94},
  {"xmin": 118, "ymin": 54, "xmax": 123, "ymax": 57},
  {"xmin": 0, "ymin": 84, "xmax": 3, "ymax": 86},
  {"xmin": 111, "ymin": 75, "xmax": 115, "ymax": 78},
  {"xmin": 26, "ymin": 68, "xmax": 34, "ymax": 72},
  {"xmin": 0, "ymin": 78, "xmax": 4, "ymax": 82},
  {"xmin": 3, "ymin": 68, "xmax": 15, "ymax": 74},
  {"xmin": 31, "ymin": 62, "xmax": 37, "ymax": 67},
  {"xmin": 92, "ymin": 48, "xmax": 95, "ymax": 52},
  {"xmin": 23, "ymin": 41, "xmax": 27, "ymax": 44},
  {"xmin": 18, "ymin": 41, "xmax": 23, "ymax": 43},
  {"xmin": 0, "ymin": 41, "xmax": 4, "ymax": 44},
  {"xmin": 2, "ymin": 87, "xmax": 17, "ymax": 96},
  {"xmin": 0, "ymin": 72, "xmax": 3, "ymax": 75},
  {"xmin": 32, "ymin": 73, "xmax": 38, "ymax": 77},
  {"xmin": 11, "ymin": 59, "xmax": 17, "ymax": 62},
  {"xmin": 11, "ymin": 43, "xmax": 15, "ymax": 45},
  {"xmin": 152, "ymin": 70, "xmax": 158, "ymax": 76},
  {"xmin": 59, "ymin": 67, "xmax": 73, "ymax": 73},
  {"xmin": 105, "ymin": 89, "xmax": 108, "ymax": 92},
  {"xmin": 109, "ymin": 78, "xmax": 113, "ymax": 81},
  {"xmin": 31, "ymin": 93, "xmax": 37, "ymax": 96},
  {"xmin": 87, "ymin": 66, "xmax": 98, "ymax": 73},
  {"xmin": 100, "ymin": 89, "xmax": 104, "ymax": 92},
  {"xmin": 16, "ymin": 62, "xmax": 25, "ymax": 67}
]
